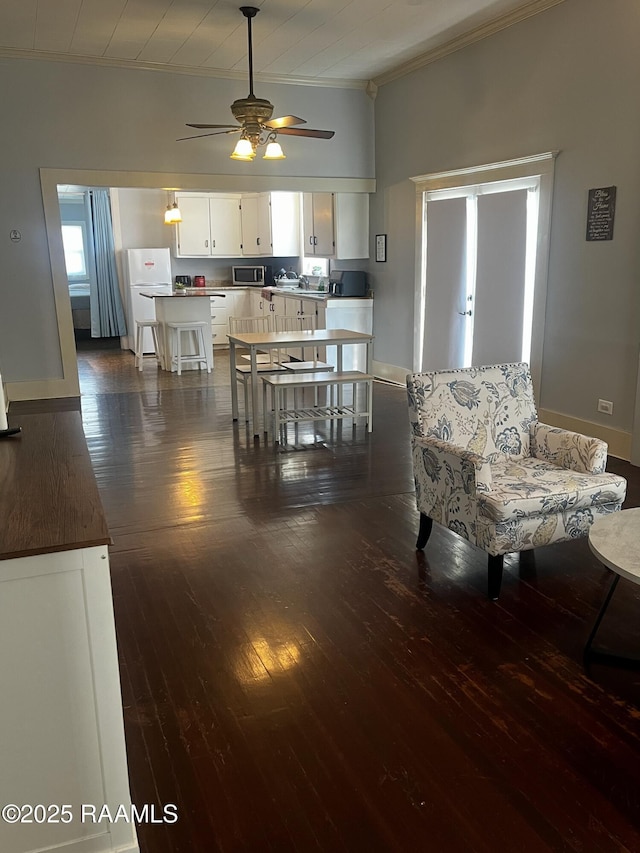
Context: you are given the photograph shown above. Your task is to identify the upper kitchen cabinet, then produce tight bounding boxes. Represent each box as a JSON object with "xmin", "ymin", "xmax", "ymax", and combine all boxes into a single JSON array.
[
  {"xmin": 240, "ymin": 192, "xmax": 300, "ymax": 258},
  {"xmin": 302, "ymin": 193, "xmax": 369, "ymax": 259},
  {"xmin": 303, "ymin": 192, "xmax": 335, "ymax": 257},
  {"xmin": 174, "ymin": 193, "xmax": 242, "ymax": 258}
]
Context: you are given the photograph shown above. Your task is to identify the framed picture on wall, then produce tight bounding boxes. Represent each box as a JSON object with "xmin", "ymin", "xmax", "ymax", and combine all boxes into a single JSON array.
[{"xmin": 375, "ymin": 234, "xmax": 387, "ymax": 262}]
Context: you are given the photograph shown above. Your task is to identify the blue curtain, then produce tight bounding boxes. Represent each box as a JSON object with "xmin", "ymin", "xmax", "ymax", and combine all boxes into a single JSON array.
[{"xmin": 88, "ymin": 189, "xmax": 127, "ymax": 337}]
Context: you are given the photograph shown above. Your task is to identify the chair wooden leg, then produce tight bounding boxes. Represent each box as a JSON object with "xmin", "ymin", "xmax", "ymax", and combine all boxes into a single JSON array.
[
  {"xmin": 488, "ymin": 554, "xmax": 504, "ymax": 601},
  {"xmin": 416, "ymin": 513, "xmax": 433, "ymax": 550}
]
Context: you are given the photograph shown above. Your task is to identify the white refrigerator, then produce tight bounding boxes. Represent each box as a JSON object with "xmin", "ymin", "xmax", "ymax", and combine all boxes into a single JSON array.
[{"xmin": 124, "ymin": 248, "xmax": 172, "ymax": 354}]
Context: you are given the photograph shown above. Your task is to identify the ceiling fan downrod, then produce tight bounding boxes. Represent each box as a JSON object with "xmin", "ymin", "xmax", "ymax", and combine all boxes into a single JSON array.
[{"xmin": 240, "ymin": 6, "xmax": 259, "ymax": 98}]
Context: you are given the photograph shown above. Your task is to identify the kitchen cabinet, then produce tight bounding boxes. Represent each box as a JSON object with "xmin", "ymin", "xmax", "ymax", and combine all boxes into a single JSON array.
[
  {"xmin": 303, "ymin": 192, "xmax": 369, "ymax": 260},
  {"xmin": 281, "ymin": 294, "xmax": 326, "ymax": 360},
  {"xmin": 210, "ymin": 289, "xmax": 253, "ymax": 347},
  {"xmin": 303, "ymin": 192, "xmax": 335, "ymax": 257},
  {"xmin": 249, "ymin": 289, "xmax": 269, "ymax": 317},
  {"xmin": 240, "ymin": 192, "xmax": 300, "ymax": 257},
  {"xmin": 174, "ymin": 193, "xmax": 242, "ymax": 257}
]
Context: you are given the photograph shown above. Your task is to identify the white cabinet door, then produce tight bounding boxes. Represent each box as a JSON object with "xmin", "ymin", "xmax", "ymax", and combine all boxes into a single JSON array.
[
  {"xmin": 303, "ymin": 192, "xmax": 335, "ymax": 256},
  {"xmin": 175, "ymin": 195, "xmax": 211, "ymax": 256},
  {"xmin": 240, "ymin": 194, "xmax": 271, "ymax": 256},
  {"xmin": 232, "ymin": 288, "xmax": 251, "ymax": 318},
  {"xmin": 242, "ymin": 193, "xmax": 297, "ymax": 257},
  {"xmin": 209, "ymin": 195, "xmax": 242, "ymax": 256},
  {"xmin": 248, "ymin": 289, "xmax": 268, "ymax": 316}
]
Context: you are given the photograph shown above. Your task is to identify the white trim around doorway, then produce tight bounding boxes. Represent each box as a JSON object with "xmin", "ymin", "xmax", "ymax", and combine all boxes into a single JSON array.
[
  {"xmin": 410, "ymin": 151, "xmax": 557, "ymax": 398},
  {"xmin": 16, "ymin": 168, "xmax": 375, "ymax": 403}
]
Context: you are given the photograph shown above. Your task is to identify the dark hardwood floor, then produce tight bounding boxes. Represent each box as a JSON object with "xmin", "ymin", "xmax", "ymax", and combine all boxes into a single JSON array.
[{"xmin": 26, "ymin": 342, "xmax": 640, "ymax": 851}]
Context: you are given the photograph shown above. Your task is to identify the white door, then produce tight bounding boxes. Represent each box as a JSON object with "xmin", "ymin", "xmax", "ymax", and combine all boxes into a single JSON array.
[
  {"xmin": 422, "ymin": 197, "xmax": 468, "ymax": 370},
  {"xmin": 422, "ymin": 182, "xmax": 536, "ymax": 371}
]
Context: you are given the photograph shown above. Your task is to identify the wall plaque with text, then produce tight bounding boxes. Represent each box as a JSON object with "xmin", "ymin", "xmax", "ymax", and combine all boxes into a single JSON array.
[{"xmin": 586, "ymin": 186, "xmax": 616, "ymax": 241}]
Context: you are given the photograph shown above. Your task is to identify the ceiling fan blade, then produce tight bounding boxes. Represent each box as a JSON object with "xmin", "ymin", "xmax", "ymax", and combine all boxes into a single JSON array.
[
  {"xmin": 186, "ymin": 123, "xmax": 239, "ymax": 129},
  {"xmin": 277, "ymin": 127, "xmax": 335, "ymax": 139},
  {"xmin": 177, "ymin": 129, "xmax": 241, "ymax": 141},
  {"xmin": 265, "ymin": 115, "xmax": 307, "ymax": 129}
]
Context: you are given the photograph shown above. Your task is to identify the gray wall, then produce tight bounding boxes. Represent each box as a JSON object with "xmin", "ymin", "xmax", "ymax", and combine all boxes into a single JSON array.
[
  {"xmin": 370, "ymin": 0, "xmax": 640, "ymax": 434},
  {"xmin": 0, "ymin": 58, "xmax": 374, "ymax": 382}
]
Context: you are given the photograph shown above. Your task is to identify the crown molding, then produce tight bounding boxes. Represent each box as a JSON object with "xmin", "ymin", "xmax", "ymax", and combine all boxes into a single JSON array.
[
  {"xmin": 0, "ymin": 46, "xmax": 368, "ymax": 91},
  {"xmin": 372, "ymin": 0, "xmax": 566, "ymax": 87}
]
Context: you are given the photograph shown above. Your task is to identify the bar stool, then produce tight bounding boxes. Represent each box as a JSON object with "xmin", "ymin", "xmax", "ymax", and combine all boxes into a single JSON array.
[
  {"xmin": 167, "ymin": 321, "xmax": 212, "ymax": 376},
  {"xmin": 134, "ymin": 320, "xmax": 163, "ymax": 371}
]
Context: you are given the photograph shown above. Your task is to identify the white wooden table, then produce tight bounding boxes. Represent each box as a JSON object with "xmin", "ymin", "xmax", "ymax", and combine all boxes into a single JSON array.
[{"xmin": 227, "ymin": 328, "xmax": 374, "ymax": 436}]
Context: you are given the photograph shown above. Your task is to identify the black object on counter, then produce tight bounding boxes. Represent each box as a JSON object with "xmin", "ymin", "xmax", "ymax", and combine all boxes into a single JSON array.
[{"xmin": 328, "ymin": 270, "xmax": 367, "ymax": 297}]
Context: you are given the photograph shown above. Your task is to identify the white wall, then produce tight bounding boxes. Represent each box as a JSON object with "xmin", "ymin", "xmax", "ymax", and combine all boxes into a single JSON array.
[
  {"xmin": 370, "ymin": 0, "xmax": 640, "ymax": 444},
  {"xmin": 0, "ymin": 58, "xmax": 374, "ymax": 386}
]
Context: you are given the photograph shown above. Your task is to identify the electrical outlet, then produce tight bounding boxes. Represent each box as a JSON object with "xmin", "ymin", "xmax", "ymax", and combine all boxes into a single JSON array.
[{"xmin": 597, "ymin": 399, "xmax": 613, "ymax": 415}]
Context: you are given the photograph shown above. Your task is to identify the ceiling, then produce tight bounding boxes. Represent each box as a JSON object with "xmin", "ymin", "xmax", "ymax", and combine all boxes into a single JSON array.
[{"xmin": 0, "ymin": 0, "xmax": 562, "ymax": 87}]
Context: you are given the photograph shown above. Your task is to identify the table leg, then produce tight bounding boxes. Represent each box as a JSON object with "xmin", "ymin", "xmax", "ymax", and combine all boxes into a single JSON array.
[
  {"xmin": 251, "ymin": 346, "xmax": 259, "ymax": 436},
  {"xmin": 582, "ymin": 573, "xmax": 640, "ymax": 670},
  {"xmin": 337, "ymin": 344, "xmax": 344, "ymax": 408},
  {"xmin": 230, "ymin": 340, "xmax": 239, "ymax": 421}
]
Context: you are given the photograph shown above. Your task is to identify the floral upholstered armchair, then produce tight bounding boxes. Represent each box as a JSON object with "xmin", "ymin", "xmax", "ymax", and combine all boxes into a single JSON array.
[{"xmin": 407, "ymin": 363, "xmax": 627, "ymax": 599}]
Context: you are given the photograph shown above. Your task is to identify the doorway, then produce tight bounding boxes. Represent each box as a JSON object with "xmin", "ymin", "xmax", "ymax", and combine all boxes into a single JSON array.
[{"xmin": 411, "ymin": 152, "xmax": 556, "ymax": 395}]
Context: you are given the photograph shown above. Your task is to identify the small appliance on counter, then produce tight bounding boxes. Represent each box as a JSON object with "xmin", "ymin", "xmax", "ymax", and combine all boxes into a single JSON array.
[
  {"xmin": 193, "ymin": 275, "xmax": 206, "ymax": 287},
  {"xmin": 231, "ymin": 265, "xmax": 274, "ymax": 286},
  {"xmin": 328, "ymin": 270, "xmax": 367, "ymax": 297},
  {"xmin": 175, "ymin": 275, "xmax": 192, "ymax": 287}
]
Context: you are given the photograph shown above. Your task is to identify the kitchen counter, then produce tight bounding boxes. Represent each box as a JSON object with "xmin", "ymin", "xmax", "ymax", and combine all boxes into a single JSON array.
[
  {"xmin": 262, "ymin": 286, "xmax": 372, "ymax": 301},
  {"xmin": 139, "ymin": 287, "xmax": 226, "ymax": 297}
]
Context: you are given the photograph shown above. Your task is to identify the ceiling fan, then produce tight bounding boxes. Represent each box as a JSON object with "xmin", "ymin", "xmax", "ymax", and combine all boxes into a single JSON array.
[{"xmin": 178, "ymin": 5, "xmax": 335, "ymax": 160}]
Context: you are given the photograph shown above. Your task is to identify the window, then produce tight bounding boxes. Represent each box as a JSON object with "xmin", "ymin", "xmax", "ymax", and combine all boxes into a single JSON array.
[
  {"xmin": 301, "ymin": 257, "xmax": 329, "ymax": 277},
  {"xmin": 61, "ymin": 223, "xmax": 88, "ymax": 279}
]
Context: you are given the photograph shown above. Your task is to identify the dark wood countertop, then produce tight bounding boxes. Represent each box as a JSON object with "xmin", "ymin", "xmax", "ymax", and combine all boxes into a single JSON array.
[{"xmin": 0, "ymin": 411, "xmax": 110, "ymax": 561}]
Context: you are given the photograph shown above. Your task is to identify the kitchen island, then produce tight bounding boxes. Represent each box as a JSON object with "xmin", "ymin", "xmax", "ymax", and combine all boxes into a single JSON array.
[{"xmin": 140, "ymin": 287, "xmax": 225, "ymax": 371}]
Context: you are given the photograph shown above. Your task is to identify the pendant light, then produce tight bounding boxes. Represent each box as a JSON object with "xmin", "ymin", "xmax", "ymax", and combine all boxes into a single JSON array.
[{"xmin": 164, "ymin": 201, "xmax": 182, "ymax": 224}]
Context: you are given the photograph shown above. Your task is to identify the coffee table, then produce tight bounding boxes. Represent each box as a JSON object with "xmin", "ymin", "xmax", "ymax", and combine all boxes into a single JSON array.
[{"xmin": 584, "ymin": 507, "xmax": 640, "ymax": 667}]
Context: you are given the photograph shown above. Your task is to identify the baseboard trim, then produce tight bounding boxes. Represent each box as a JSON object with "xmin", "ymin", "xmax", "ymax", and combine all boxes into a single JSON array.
[
  {"xmin": 538, "ymin": 408, "xmax": 632, "ymax": 461},
  {"xmin": 373, "ymin": 361, "xmax": 409, "ymax": 386}
]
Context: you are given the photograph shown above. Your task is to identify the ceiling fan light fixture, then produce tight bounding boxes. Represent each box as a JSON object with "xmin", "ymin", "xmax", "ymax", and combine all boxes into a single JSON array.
[
  {"xmin": 230, "ymin": 137, "xmax": 256, "ymax": 161},
  {"xmin": 263, "ymin": 140, "xmax": 285, "ymax": 160},
  {"xmin": 179, "ymin": 7, "xmax": 334, "ymax": 155}
]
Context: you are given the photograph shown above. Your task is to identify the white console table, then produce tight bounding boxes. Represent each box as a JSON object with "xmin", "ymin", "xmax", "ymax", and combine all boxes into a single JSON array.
[{"xmin": 0, "ymin": 411, "xmax": 138, "ymax": 853}]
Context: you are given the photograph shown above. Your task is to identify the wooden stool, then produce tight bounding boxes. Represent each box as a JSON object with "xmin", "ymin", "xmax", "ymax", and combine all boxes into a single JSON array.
[
  {"xmin": 167, "ymin": 321, "xmax": 211, "ymax": 376},
  {"xmin": 135, "ymin": 320, "xmax": 163, "ymax": 371}
]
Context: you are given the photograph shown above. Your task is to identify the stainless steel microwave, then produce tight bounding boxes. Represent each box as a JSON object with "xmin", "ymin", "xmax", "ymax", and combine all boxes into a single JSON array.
[{"xmin": 232, "ymin": 265, "xmax": 265, "ymax": 285}]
